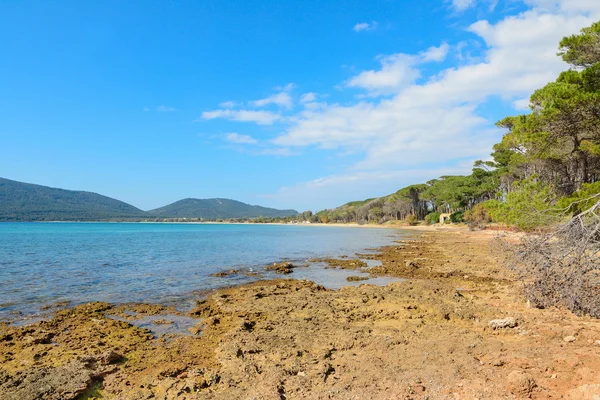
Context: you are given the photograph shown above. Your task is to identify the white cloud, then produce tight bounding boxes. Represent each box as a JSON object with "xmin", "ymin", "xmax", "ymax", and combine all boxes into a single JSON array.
[
  {"xmin": 346, "ymin": 54, "xmax": 421, "ymax": 94},
  {"xmin": 513, "ymin": 97, "xmax": 531, "ymax": 110},
  {"xmin": 224, "ymin": 133, "xmax": 258, "ymax": 144},
  {"xmin": 300, "ymin": 92, "xmax": 317, "ymax": 103},
  {"xmin": 201, "ymin": 0, "xmax": 600, "ymax": 209},
  {"xmin": 251, "ymin": 91, "xmax": 293, "ymax": 109},
  {"xmin": 255, "ymin": 147, "xmax": 296, "ymax": 156},
  {"xmin": 219, "ymin": 101, "xmax": 237, "ymax": 108},
  {"xmin": 353, "ymin": 22, "xmax": 377, "ymax": 32},
  {"xmin": 345, "ymin": 43, "xmax": 451, "ymax": 95},
  {"xmin": 265, "ymin": 2, "xmax": 600, "ymax": 207},
  {"xmin": 201, "ymin": 109, "xmax": 281, "ymax": 125},
  {"xmin": 143, "ymin": 107, "xmax": 150, "ymax": 112},
  {"xmin": 156, "ymin": 105, "xmax": 176, "ymax": 112},
  {"xmin": 421, "ymin": 42, "xmax": 450, "ymax": 62},
  {"xmin": 452, "ymin": 0, "xmax": 477, "ymax": 11},
  {"xmin": 524, "ymin": 0, "xmax": 600, "ymax": 13},
  {"xmin": 275, "ymin": 83, "xmax": 296, "ymax": 92}
]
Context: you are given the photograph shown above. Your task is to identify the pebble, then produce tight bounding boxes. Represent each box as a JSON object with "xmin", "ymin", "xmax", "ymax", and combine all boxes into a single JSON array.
[{"xmin": 563, "ymin": 336, "xmax": 577, "ymax": 343}]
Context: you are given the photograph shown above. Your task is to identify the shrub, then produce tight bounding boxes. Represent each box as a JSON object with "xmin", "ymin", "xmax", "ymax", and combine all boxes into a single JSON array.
[
  {"xmin": 425, "ymin": 212, "xmax": 441, "ymax": 225},
  {"xmin": 464, "ymin": 203, "xmax": 492, "ymax": 230},
  {"xmin": 405, "ymin": 214, "xmax": 418, "ymax": 226},
  {"xmin": 557, "ymin": 181, "xmax": 600, "ymax": 216},
  {"xmin": 450, "ymin": 211, "xmax": 464, "ymax": 223},
  {"xmin": 486, "ymin": 178, "xmax": 560, "ymax": 231}
]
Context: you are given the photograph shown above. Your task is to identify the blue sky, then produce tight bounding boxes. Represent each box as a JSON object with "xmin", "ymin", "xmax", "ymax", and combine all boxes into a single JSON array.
[{"xmin": 1, "ymin": 0, "xmax": 599, "ymax": 211}]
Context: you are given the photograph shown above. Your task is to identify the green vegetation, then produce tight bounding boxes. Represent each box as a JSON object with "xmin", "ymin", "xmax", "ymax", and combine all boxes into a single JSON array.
[
  {"xmin": 148, "ymin": 198, "xmax": 298, "ymax": 220},
  {"xmin": 315, "ymin": 22, "xmax": 600, "ymax": 231},
  {"xmin": 0, "ymin": 177, "xmax": 148, "ymax": 221},
  {"xmin": 0, "ymin": 178, "xmax": 298, "ymax": 222}
]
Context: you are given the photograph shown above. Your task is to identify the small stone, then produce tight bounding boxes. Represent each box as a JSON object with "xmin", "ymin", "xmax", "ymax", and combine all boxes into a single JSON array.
[
  {"xmin": 563, "ymin": 336, "xmax": 577, "ymax": 343},
  {"xmin": 551, "ymin": 374, "xmax": 557, "ymax": 379},
  {"xmin": 491, "ymin": 360, "xmax": 505, "ymax": 367},
  {"xmin": 297, "ymin": 371, "xmax": 306, "ymax": 376},
  {"xmin": 488, "ymin": 317, "xmax": 517, "ymax": 330}
]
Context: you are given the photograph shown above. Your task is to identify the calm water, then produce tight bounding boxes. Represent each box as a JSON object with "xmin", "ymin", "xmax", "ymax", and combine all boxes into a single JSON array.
[{"xmin": 0, "ymin": 223, "xmax": 402, "ymax": 321}]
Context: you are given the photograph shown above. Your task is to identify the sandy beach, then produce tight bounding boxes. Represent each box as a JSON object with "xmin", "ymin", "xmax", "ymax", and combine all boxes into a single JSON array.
[{"xmin": 1, "ymin": 226, "xmax": 600, "ymax": 399}]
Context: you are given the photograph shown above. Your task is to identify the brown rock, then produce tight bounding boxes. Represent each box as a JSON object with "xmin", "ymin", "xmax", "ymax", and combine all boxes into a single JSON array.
[{"xmin": 507, "ymin": 370, "xmax": 536, "ymax": 396}]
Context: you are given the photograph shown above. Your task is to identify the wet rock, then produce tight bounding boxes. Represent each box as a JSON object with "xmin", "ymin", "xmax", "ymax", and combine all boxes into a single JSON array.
[
  {"xmin": 152, "ymin": 319, "xmax": 174, "ymax": 325},
  {"xmin": 312, "ymin": 258, "xmax": 368, "ymax": 270},
  {"xmin": 346, "ymin": 276, "xmax": 369, "ymax": 282},
  {"xmin": 488, "ymin": 317, "xmax": 517, "ymax": 330},
  {"xmin": 211, "ymin": 269, "xmax": 240, "ymax": 278},
  {"xmin": 507, "ymin": 370, "xmax": 536, "ymax": 396},
  {"xmin": 265, "ymin": 261, "xmax": 297, "ymax": 274}
]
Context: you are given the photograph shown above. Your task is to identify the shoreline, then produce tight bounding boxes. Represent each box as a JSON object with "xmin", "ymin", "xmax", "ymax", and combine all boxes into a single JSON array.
[
  {"xmin": 3, "ymin": 219, "xmax": 412, "ymax": 230},
  {"xmin": 2, "ymin": 226, "xmax": 599, "ymax": 399}
]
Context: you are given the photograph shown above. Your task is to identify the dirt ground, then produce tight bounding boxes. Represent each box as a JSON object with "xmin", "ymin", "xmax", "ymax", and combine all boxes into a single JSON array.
[{"xmin": 1, "ymin": 226, "xmax": 600, "ymax": 399}]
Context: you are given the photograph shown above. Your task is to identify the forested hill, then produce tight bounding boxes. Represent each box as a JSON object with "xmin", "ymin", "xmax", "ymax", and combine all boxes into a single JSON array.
[
  {"xmin": 149, "ymin": 198, "xmax": 298, "ymax": 219},
  {"xmin": 0, "ymin": 177, "xmax": 148, "ymax": 221}
]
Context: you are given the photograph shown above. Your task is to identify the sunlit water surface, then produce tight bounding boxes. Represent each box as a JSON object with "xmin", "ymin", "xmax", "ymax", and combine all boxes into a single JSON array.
[{"xmin": 0, "ymin": 222, "xmax": 404, "ymax": 322}]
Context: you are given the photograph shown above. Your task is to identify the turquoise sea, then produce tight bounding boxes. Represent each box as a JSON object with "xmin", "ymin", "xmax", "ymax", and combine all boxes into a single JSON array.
[{"xmin": 0, "ymin": 223, "xmax": 402, "ymax": 322}]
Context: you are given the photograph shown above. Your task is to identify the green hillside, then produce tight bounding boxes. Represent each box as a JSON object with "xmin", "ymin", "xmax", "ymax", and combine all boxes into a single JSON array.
[
  {"xmin": 149, "ymin": 198, "xmax": 298, "ymax": 219},
  {"xmin": 0, "ymin": 177, "xmax": 148, "ymax": 221}
]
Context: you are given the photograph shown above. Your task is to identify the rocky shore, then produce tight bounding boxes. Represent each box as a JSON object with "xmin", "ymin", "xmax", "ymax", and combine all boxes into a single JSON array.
[{"xmin": 1, "ymin": 227, "xmax": 600, "ymax": 399}]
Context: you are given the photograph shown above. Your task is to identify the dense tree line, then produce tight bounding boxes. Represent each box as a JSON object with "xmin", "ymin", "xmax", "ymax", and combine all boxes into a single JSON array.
[{"xmin": 313, "ymin": 22, "xmax": 600, "ymax": 230}]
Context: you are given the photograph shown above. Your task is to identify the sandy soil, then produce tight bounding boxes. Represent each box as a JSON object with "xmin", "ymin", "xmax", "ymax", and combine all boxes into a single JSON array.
[{"xmin": 1, "ymin": 226, "xmax": 600, "ymax": 399}]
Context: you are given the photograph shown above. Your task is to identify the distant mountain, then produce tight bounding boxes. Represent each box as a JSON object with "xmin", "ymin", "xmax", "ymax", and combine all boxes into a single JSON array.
[
  {"xmin": 149, "ymin": 198, "xmax": 298, "ymax": 219},
  {"xmin": 0, "ymin": 177, "xmax": 148, "ymax": 221}
]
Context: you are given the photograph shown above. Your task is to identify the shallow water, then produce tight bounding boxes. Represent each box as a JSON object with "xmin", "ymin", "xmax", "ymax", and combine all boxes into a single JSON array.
[{"xmin": 0, "ymin": 222, "xmax": 403, "ymax": 321}]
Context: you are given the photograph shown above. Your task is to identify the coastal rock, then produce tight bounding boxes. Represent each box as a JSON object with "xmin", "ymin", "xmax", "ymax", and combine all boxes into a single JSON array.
[
  {"xmin": 310, "ymin": 258, "xmax": 368, "ymax": 270},
  {"xmin": 211, "ymin": 269, "xmax": 240, "ymax": 277},
  {"xmin": 488, "ymin": 317, "xmax": 517, "ymax": 330},
  {"xmin": 346, "ymin": 276, "xmax": 369, "ymax": 282},
  {"xmin": 265, "ymin": 261, "xmax": 297, "ymax": 274},
  {"xmin": 0, "ymin": 361, "xmax": 94, "ymax": 400}
]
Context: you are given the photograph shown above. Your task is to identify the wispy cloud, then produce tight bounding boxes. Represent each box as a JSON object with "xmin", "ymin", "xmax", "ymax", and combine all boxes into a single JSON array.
[
  {"xmin": 219, "ymin": 101, "xmax": 237, "ymax": 108},
  {"xmin": 224, "ymin": 132, "xmax": 258, "ymax": 144},
  {"xmin": 300, "ymin": 92, "xmax": 317, "ymax": 103},
  {"xmin": 451, "ymin": 0, "xmax": 477, "ymax": 12},
  {"xmin": 200, "ymin": 109, "xmax": 281, "ymax": 125},
  {"xmin": 156, "ymin": 105, "xmax": 177, "ymax": 112},
  {"xmin": 251, "ymin": 91, "xmax": 293, "ymax": 109},
  {"xmin": 353, "ymin": 22, "xmax": 378, "ymax": 32}
]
